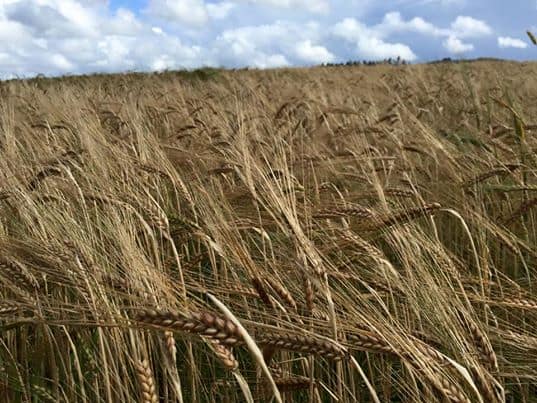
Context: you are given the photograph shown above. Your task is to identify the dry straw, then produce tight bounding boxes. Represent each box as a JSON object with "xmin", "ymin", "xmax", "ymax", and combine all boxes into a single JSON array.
[{"xmin": 1, "ymin": 56, "xmax": 536, "ymax": 402}]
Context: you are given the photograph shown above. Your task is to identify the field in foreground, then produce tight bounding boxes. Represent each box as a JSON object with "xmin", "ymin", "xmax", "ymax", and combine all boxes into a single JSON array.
[{"xmin": 0, "ymin": 61, "xmax": 536, "ymax": 402}]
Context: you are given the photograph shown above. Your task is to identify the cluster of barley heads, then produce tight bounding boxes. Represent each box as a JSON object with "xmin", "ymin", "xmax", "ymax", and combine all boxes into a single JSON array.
[{"xmin": 0, "ymin": 61, "xmax": 536, "ymax": 402}]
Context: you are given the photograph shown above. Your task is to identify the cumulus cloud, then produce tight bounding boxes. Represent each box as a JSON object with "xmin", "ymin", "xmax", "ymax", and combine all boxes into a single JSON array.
[
  {"xmin": 439, "ymin": 0, "xmax": 465, "ymax": 4},
  {"xmin": 359, "ymin": 37, "xmax": 417, "ymax": 60},
  {"xmin": 145, "ymin": 0, "xmax": 209, "ymax": 26},
  {"xmin": 443, "ymin": 35, "xmax": 474, "ymax": 53},
  {"xmin": 295, "ymin": 40, "xmax": 335, "ymax": 63},
  {"xmin": 417, "ymin": 0, "xmax": 465, "ymax": 5},
  {"xmin": 450, "ymin": 16, "xmax": 492, "ymax": 38},
  {"xmin": 378, "ymin": 11, "xmax": 447, "ymax": 36},
  {"xmin": 240, "ymin": 0, "xmax": 330, "ymax": 14},
  {"xmin": 378, "ymin": 12, "xmax": 491, "ymax": 40},
  {"xmin": 0, "ymin": 0, "xmax": 525, "ymax": 79},
  {"xmin": 211, "ymin": 21, "xmax": 324, "ymax": 67},
  {"xmin": 333, "ymin": 18, "xmax": 417, "ymax": 61},
  {"xmin": 375, "ymin": 13, "xmax": 491, "ymax": 57},
  {"xmin": 3, "ymin": 0, "xmax": 101, "ymax": 38},
  {"xmin": 437, "ymin": 16, "xmax": 491, "ymax": 54},
  {"xmin": 498, "ymin": 36, "xmax": 528, "ymax": 49},
  {"xmin": 254, "ymin": 54, "xmax": 290, "ymax": 68},
  {"xmin": 0, "ymin": 1, "xmax": 205, "ymax": 78},
  {"xmin": 207, "ymin": 1, "xmax": 235, "ymax": 19},
  {"xmin": 107, "ymin": 9, "xmax": 144, "ymax": 36}
]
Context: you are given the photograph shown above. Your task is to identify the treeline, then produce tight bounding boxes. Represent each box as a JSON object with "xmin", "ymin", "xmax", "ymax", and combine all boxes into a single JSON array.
[
  {"xmin": 320, "ymin": 56, "xmax": 512, "ymax": 68},
  {"xmin": 427, "ymin": 57, "xmax": 509, "ymax": 64},
  {"xmin": 321, "ymin": 56, "xmax": 409, "ymax": 67}
]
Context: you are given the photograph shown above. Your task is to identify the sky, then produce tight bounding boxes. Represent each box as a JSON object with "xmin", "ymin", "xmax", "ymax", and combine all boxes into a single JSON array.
[{"xmin": 0, "ymin": 0, "xmax": 535, "ymax": 79}]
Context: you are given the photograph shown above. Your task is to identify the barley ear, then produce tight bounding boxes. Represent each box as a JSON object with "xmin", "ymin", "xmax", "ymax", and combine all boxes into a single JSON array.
[
  {"xmin": 207, "ymin": 293, "xmax": 283, "ymax": 403},
  {"xmin": 135, "ymin": 359, "xmax": 158, "ymax": 403}
]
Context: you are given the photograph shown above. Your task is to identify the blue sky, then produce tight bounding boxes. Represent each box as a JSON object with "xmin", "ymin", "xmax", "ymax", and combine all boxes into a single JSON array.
[{"xmin": 0, "ymin": 0, "xmax": 535, "ymax": 79}]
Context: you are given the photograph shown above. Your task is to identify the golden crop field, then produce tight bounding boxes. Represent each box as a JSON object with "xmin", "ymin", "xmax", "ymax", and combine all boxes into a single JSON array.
[{"xmin": 0, "ymin": 60, "xmax": 536, "ymax": 402}]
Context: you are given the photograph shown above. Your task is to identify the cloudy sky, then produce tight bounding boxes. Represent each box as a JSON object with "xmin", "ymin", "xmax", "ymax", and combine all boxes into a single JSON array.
[{"xmin": 0, "ymin": 0, "xmax": 535, "ymax": 79}]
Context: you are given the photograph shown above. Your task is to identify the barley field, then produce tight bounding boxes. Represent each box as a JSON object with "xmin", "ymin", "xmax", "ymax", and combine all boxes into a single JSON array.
[{"xmin": 0, "ymin": 60, "xmax": 536, "ymax": 402}]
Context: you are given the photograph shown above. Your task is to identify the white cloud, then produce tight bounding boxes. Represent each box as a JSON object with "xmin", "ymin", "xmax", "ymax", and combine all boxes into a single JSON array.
[
  {"xmin": 3, "ymin": 0, "xmax": 100, "ymax": 37},
  {"xmin": 0, "ymin": 19, "xmax": 32, "ymax": 44},
  {"xmin": 377, "ymin": 12, "xmax": 491, "ymax": 41},
  {"xmin": 379, "ymin": 11, "xmax": 447, "ymax": 37},
  {"xmin": 240, "ymin": 0, "xmax": 329, "ymax": 13},
  {"xmin": 253, "ymin": 53, "xmax": 289, "ymax": 68},
  {"xmin": 361, "ymin": 37, "xmax": 416, "ymax": 60},
  {"xmin": 145, "ymin": 0, "xmax": 209, "ymax": 27},
  {"xmin": 295, "ymin": 40, "xmax": 334, "ymax": 63},
  {"xmin": 207, "ymin": 1, "xmax": 235, "ymax": 19},
  {"xmin": 107, "ymin": 8, "xmax": 144, "ymax": 36},
  {"xmin": 498, "ymin": 36, "xmax": 528, "ymax": 49},
  {"xmin": 217, "ymin": 23, "xmax": 287, "ymax": 55},
  {"xmin": 333, "ymin": 18, "xmax": 417, "ymax": 61},
  {"xmin": 332, "ymin": 18, "xmax": 367, "ymax": 41},
  {"xmin": 0, "ymin": 0, "xmax": 205, "ymax": 78},
  {"xmin": 51, "ymin": 53, "xmax": 74, "ymax": 71},
  {"xmin": 373, "ymin": 13, "xmax": 491, "ymax": 58},
  {"xmin": 417, "ymin": 0, "xmax": 465, "ymax": 5},
  {"xmin": 439, "ymin": 16, "xmax": 489, "ymax": 55},
  {"xmin": 94, "ymin": 36, "xmax": 136, "ymax": 70},
  {"xmin": 210, "ymin": 22, "xmax": 292, "ymax": 68},
  {"xmin": 0, "ymin": 0, "xmax": 510, "ymax": 79},
  {"xmin": 211, "ymin": 21, "xmax": 323, "ymax": 67},
  {"xmin": 151, "ymin": 55, "xmax": 176, "ymax": 71},
  {"xmin": 443, "ymin": 35, "xmax": 474, "ymax": 53},
  {"xmin": 450, "ymin": 16, "xmax": 492, "ymax": 38}
]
